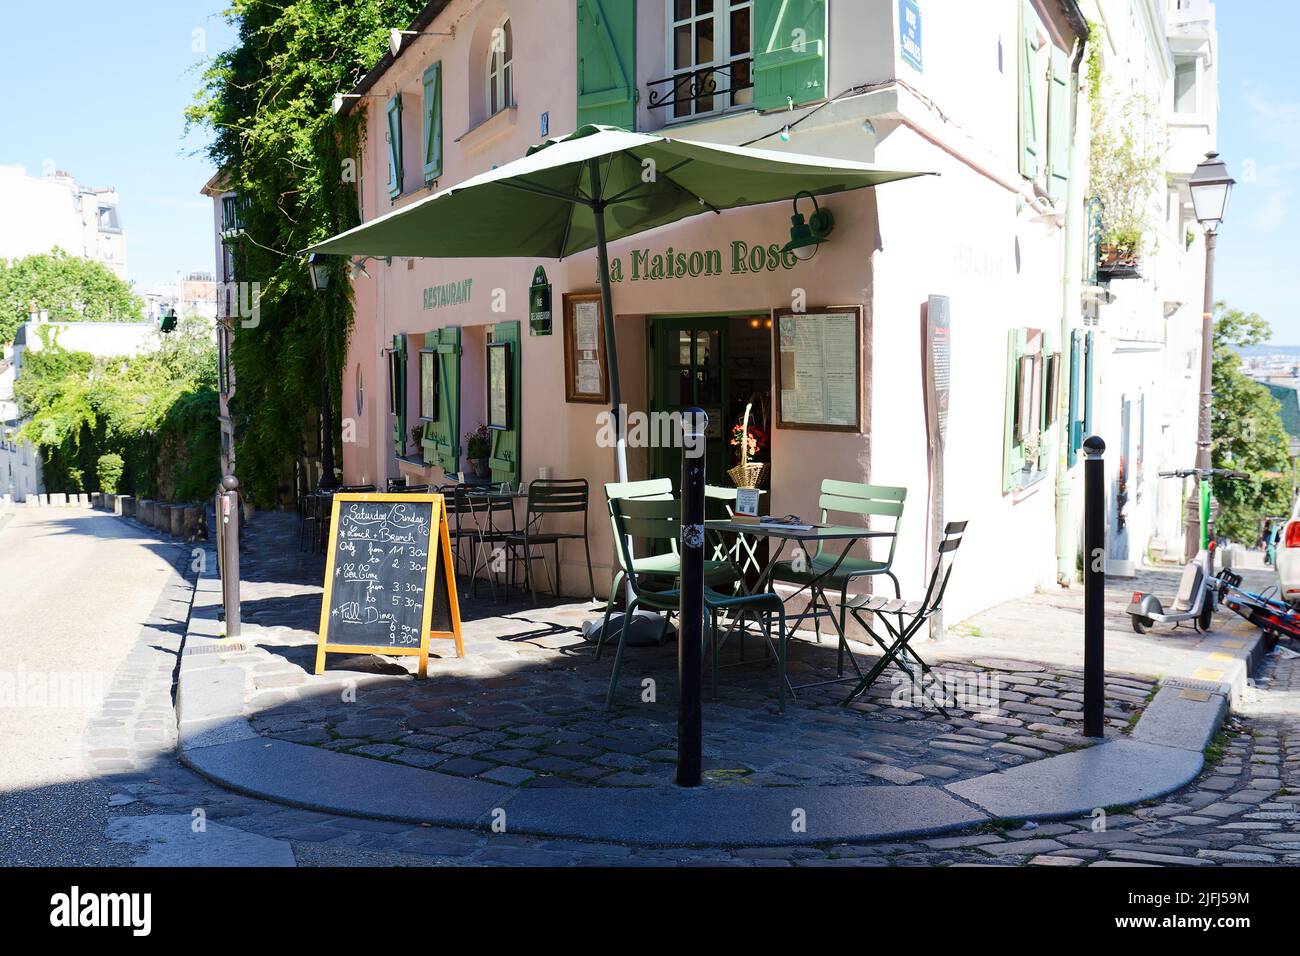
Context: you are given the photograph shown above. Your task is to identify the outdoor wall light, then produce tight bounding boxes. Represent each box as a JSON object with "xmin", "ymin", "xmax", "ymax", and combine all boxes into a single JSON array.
[
  {"xmin": 1188, "ymin": 151, "xmax": 1234, "ymax": 229},
  {"xmin": 781, "ymin": 191, "xmax": 834, "ymax": 262},
  {"xmin": 308, "ymin": 253, "xmax": 330, "ymax": 292}
]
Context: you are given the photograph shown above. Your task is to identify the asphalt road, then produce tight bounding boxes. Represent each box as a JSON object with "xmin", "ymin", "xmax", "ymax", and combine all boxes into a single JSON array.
[{"xmin": 0, "ymin": 507, "xmax": 177, "ymax": 865}]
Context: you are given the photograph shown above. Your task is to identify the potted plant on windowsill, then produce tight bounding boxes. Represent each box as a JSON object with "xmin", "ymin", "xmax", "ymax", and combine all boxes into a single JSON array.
[
  {"xmin": 409, "ymin": 425, "xmax": 424, "ymax": 459},
  {"xmin": 1090, "ymin": 86, "xmax": 1162, "ymax": 281},
  {"xmin": 464, "ymin": 424, "xmax": 491, "ymax": 479}
]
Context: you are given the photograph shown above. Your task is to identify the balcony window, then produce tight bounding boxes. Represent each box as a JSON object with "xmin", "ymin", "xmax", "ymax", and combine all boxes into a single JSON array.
[
  {"xmin": 657, "ymin": 0, "xmax": 753, "ymax": 120},
  {"xmin": 1174, "ymin": 57, "xmax": 1198, "ymax": 114},
  {"xmin": 96, "ymin": 205, "xmax": 121, "ymax": 233}
]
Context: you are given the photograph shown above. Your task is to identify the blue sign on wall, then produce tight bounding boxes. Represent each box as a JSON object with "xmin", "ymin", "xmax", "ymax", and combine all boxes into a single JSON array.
[{"xmin": 899, "ymin": 0, "xmax": 923, "ymax": 72}]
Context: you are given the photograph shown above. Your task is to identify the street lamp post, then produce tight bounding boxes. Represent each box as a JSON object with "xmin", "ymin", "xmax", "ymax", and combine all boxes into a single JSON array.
[
  {"xmin": 1184, "ymin": 152, "xmax": 1235, "ymax": 561},
  {"xmin": 308, "ymin": 253, "xmax": 340, "ymax": 491}
]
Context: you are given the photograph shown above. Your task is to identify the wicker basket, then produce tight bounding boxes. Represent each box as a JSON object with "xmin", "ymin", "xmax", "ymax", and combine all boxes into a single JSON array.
[{"xmin": 727, "ymin": 402, "xmax": 769, "ymax": 488}]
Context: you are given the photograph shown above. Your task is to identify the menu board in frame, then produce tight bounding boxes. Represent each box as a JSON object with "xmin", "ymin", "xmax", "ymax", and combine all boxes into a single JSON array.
[
  {"xmin": 563, "ymin": 291, "xmax": 610, "ymax": 404},
  {"xmin": 773, "ymin": 305, "xmax": 864, "ymax": 432}
]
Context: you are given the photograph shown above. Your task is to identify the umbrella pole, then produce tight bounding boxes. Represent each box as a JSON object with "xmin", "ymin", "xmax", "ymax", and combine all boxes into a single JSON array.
[
  {"xmin": 588, "ymin": 163, "xmax": 627, "ymax": 484},
  {"xmin": 589, "ymin": 160, "xmax": 643, "ymax": 628}
]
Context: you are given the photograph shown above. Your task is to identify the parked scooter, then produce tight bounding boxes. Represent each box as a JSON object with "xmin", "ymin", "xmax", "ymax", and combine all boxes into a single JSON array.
[
  {"xmin": 1124, "ymin": 467, "xmax": 1246, "ymax": 635},
  {"xmin": 1126, "ymin": 545, "xmax": 1217, "ymax": 633}
]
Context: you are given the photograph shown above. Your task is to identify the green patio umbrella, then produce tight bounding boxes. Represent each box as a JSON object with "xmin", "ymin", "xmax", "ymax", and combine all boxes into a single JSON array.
[{"xmin": 308, "ymin": 124, "xmax": 932, "ymax": 483}]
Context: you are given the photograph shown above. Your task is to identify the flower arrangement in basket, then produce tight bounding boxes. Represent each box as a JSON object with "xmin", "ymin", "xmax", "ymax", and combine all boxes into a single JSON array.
[{"xmin": 728, "ymin": 401, "xmax": 769, "ymax": 488}]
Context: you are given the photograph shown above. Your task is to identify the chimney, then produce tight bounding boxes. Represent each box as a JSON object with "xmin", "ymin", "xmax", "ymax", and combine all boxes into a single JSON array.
[{"xmin": 27, "ymin": 301, "xmax": 38, "ymax": 324}]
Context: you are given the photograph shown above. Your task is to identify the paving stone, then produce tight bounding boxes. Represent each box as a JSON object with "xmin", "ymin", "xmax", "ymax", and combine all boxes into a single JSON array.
[
  {"xmin": 980, "ymin": 839, "xmax": 1067, "ymax": 856},
  {"xmin": 479, "ymin": 765, "xmax": 536, "ymax": 786},
  {"xmin": 1107, "ymin": 849, "xmax": 1213, "ymax": 866}
]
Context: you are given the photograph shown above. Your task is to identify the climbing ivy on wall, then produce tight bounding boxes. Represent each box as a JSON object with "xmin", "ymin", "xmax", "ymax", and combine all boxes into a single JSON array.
[{"xmin": 187, "ymin": 0, "xmax": 426, "ymax": 507}]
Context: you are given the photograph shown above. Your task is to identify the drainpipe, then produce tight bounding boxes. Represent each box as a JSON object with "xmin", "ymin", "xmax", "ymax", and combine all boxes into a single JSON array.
[{"xmin": 1055, "ymin": 29, "xmax": 1088, "ymax": 586}]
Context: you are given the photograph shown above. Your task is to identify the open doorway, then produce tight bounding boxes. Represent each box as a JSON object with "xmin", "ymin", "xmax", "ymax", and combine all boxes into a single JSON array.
[{"xmin": 648, "ymin": 312, "xmax": 773, "ymax": 503}]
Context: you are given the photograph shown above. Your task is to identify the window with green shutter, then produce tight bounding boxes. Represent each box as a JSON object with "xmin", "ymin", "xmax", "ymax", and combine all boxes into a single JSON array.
[
  {"xmin": 487, "ymin": 321, "xmax": 522, "ymax": 485},
  {"xmin": 753, "ymin": 0, "xmax": 826, "ymax": 111},
  {"xmin": 386, "ymin": 94, "xmax": 403, "ymax": 199},
  {"xmin": 421, "ymin": 328, "xmax": 461, "ymax": 473},
  {"xmin": 577, "ymin": 0, "xmax": 637, "ymax": 129},
  {"xmin": 1018, "ymin": 1, "xmax": 1039, "ymax": 180},
  {"xmin": 1003, "ymin": 327, "xmax": 1055, "ymax": 494},
  {"xmin": 1046, "ymin": 45, "xmax": 1070, "ymax": 201},
  {"xmin": 1067, "ymin": 329, "xmax": 1083, "ymax": 466},
  {"xmin": 390, "ymin": 334, "xmax": 408, "ymax": 457},
  {"xmin": 422, "ymin": 63, "xmax": 443, "ymax": 183}
]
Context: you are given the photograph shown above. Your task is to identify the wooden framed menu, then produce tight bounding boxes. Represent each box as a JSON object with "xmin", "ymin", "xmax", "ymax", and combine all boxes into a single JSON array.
[
  {"xmin": 314, "ymin": 493, "xmax": 464, "ymax": 679},
  {"xmin": 563, "ymin": 291, "xmax": 610, "ymax": 404},
  {"xmin": 773, "ymin": 305, "xmax": 864, "ymax": 432}
]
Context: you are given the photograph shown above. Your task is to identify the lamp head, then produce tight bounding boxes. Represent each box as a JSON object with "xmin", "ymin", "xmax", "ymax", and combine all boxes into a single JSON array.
[
  {"xmin": 308, "ymin": 252, "xmax": 331, "ymax": 292},
  {"xmin": 780, "ymin": 192, "xmax": 834, "ymax": 261},
  {"xmin": 1188, "ymin": 151, "xmax": 1234, "ymax": 228}
]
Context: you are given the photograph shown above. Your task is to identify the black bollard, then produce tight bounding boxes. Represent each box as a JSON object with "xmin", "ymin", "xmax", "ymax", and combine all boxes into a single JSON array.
[
  {"xmin": 677, "ymin": 408, "xmax": 707, "ymax": 787},
  {"xmin": 1083, "ymin": 436, "xmax": 1105, "ymax": 738},
  {"xmin": 218, "ymin": 474, "xmax": 242, "ymax": 640}
]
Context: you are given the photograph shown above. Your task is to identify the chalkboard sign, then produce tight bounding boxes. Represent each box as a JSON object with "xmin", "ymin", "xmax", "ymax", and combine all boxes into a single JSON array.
[{"xmin": 314, "ymin": 493, "xmax": 464, "ymax": 678}]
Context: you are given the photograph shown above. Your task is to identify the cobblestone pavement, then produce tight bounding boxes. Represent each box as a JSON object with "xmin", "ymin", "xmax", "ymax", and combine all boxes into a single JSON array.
[
  {"xmin": 6, "ymin": 505, "xmax": 1299, "ymax": 867},
  {"xmin": 235, "ymin": 512, "xmax": 1150, "ymax": 790}
]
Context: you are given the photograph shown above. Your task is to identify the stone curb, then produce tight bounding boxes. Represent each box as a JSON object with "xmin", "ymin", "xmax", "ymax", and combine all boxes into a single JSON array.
[{"xmin": 171, "ymin": 555, "xmax": 1266, "ymax": 847}]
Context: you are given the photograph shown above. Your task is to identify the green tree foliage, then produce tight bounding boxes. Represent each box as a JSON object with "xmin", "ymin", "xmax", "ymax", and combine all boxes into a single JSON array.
[
  {"xmin": 186, "ymin": 0, "xmax": 425, "ymax": 507},
  {"xmin": 0, "ymin": 249, "xmax": 144, "ymax": 346},
  {"xmin": 97, "ymin": 453, "xmax": 125, "ymax": 494},
  {"xmin": 14, "ymin": 317, "xmax": 221, "ymax": 501},
  {"xmin": 1210, "ymin": 302, "xmax": 1292, "ymax": 543}
]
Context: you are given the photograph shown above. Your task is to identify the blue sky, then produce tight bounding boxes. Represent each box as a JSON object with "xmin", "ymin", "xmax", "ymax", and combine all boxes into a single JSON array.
[
  {"xmin": 1214, "ymin": 1, "xmax": 1299, "ymax": 343},
  {"xmin": 0, "ymin": 2, "xmax": 1290, "ymax": 338},
  {"xmin": 0, "ymin": 1, "xmax": 235, "ymax": 288}
]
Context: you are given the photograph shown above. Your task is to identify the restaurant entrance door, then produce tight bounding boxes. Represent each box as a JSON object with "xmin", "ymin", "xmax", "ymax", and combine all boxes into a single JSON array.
[
  {"xmin": 650, "ymin": 316, "xmax": 729, "ymax": 488},
  {"xmin": 649, "ymin": 313, "xmax": 772, "ymax": 496}
]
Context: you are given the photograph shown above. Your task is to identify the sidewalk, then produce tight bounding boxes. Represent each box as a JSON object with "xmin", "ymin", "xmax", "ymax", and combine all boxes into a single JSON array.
[{"xmin": 174, "ymin": 511, "xmax": 1271, "ymax": 847}]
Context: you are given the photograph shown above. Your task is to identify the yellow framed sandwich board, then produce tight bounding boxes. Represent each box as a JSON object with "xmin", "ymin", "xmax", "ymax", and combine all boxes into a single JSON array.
[{"xmin": 314, "ymin": 493, "xmax": 464, "ymax": 679}]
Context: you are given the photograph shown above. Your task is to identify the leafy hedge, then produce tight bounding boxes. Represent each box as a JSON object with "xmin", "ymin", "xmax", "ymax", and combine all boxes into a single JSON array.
[{"xmin": 15, "ymin": 317, "xmax": 221, "ymax": 501}]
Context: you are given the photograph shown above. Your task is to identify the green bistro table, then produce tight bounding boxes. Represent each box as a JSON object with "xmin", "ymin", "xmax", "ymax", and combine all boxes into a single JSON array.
[{"xmin": 704, "ymin": 520, "xmax": 895, "ymax": 693}]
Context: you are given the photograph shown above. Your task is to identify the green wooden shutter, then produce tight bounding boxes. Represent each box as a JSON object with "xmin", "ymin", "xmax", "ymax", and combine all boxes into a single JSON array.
[
  {"xmin": 753, "ymin": 0, "xmax": 827, "ymax": 111},
  {"xmin": 1003, "ymin": 328, "xmax": 1027, "ymax": 493},
  {"xmin": 1018, "ymin": 2, "xmax": 1039, "ymax": 180},
  {"xmin": 386, "ymin": 94, "xmax": 403, "ymax": 199},
  {"xmin": 422, "ymin": 327, "xmax": 461, "ymax": 472},
  {"xmin": 1067, "ymin": 329, "xmax": 1083, "ymax": 467},
  {"xmin": 422, "ymin": 63, "xmax": 443, "ymax": 182},
  {"xmin": 576, "ymin": 0, "xmax": 637, "ymax": 130},
  {"xmin": 488, "ymin": 321, "xmax": 522, "ymax": 485},
  {"xmin": 1046, "ymin": 45, "xmax": 1070, "ymax": 201},
  {"xmin": 1083, "ymin": 329, "xmax": 1095, "ymax": 439},
  {"xmin": 391, "ymin": 334, "xmax": 408, "ymax": 456}
]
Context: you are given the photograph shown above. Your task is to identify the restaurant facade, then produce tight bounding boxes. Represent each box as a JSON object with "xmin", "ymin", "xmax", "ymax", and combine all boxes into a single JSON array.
[{"xmin": 325, "ymin": 0, "xmax": 1208, "ymax": 625}]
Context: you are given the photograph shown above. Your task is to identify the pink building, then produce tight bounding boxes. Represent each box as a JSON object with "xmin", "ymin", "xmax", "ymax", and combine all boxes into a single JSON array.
[{"xmin": 329, "ymin": 0, "xmax": 1154, "ymax": 625}]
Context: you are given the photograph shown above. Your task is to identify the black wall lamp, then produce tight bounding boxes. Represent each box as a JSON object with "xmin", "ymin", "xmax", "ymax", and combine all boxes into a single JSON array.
[{"xmin": 780, "ymin": 191, "xmax": 834, "ymax": 262}]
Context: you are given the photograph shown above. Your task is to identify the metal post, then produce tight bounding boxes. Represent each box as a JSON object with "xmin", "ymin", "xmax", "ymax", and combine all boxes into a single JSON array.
[
  {"xmin": 1083, "ymin": 436, "xmax": 1105, "ymax": 738},
  {"xmin": 1186, "ymin": 228, "xmax": 1217, "ymax": 561},
  {"xmin": 218, "ymin": 474, "xmax": 242, "ymax": 639},
  {"xmin": 677, "ymin": 408, "xmax": 706, "ymax": 788}
]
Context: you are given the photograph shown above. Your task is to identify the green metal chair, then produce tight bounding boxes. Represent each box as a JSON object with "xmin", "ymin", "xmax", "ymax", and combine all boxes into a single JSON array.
[
  {"xmin": 596, "ymin": 496, "xmax": 789, "ymax": 712},
  {"xmin": 504, "ymin": 478, "xmax": 596, "ymax": 603},
  {"xmin": 601, "ymin": 479, "xmax": 737, "ymax": 614},
  {"xmin": 769, "ymin": 480, "xmax": 906, "ymax": 679}
]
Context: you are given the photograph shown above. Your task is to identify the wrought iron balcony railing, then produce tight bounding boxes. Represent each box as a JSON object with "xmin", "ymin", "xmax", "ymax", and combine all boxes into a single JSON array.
[{"xmin": 646, "ymin": 59, "xmax": 753, "ymax": 117}]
